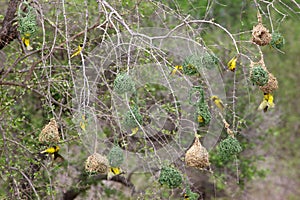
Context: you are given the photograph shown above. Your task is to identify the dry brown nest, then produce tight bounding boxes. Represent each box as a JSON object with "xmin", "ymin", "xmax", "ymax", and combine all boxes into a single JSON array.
[
  {"xmin": 250, "ymin": 59, "xmax": 278, "ymax": 93},
  {"xmin": 252, "ymin": 12, "xmax": 272, "ymax": 46},
  {"xmin": 259, "ymin": 72, "xmax": 278, "ymax": 93},
  {"xmin": 39, "ymin": 118, "xmax": 60, "ymax": 143},
  {"xmin": 85, "ymin": 153, "xmax": 109, "ymax": 174},
  {"xmin": 185, "ymin": 137, "xmax": 210, "ymax": 170}
]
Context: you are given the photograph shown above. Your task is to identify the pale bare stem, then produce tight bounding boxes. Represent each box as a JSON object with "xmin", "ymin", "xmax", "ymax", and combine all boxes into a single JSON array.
[
  {"xmin": 219, "ymin": 113, "xmax": 234, "ymax": 137},
  {"xmin": 34, "ymin": 1, "xmax": 61, "ymax": 61},
  {"xmin": 100, "ymin": 0, "xmax": 133, "ymax": 38},
  {"xmin": 61, "ymin": 0, "xmax": 78, "ymax": 108},
  {"xmin": 10, "ymin": 167, "xmax": 40, "ymax": 200},
  {"xmin": 232, "ymin": 69, "xmax": 238, "ymax": 130},
  {"xmin": 81, "ymin": 0, "xmax": 91, "ymax": 115},
  {"xmin": 253, "ymin": 0, "xmax": 267, "ymax": 16},
  {"xmin": 291, "ymin": 0, "xmax": 300, "ymax": 9},
  {"xmin": 34, "ymin": 1, "xmax": 60, "ymax": 121},
  {"xmin": 189, "ymin": 20, "xmax": 240, "ymax": 54},
  {"xmin": 266, "ymin": 2, "xmax": 274, "ymax": 32},
  {"xmin": 12, "ymin": 178, "xmax": 21, "ymax": 199}
]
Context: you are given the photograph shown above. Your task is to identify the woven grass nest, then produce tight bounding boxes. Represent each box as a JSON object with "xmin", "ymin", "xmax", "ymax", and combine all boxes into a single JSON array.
[
  {"xmin": 185, "ymin": 137, "xmax": 210, "ymax": 170},
  {"xmin": 85, "ymin": 153, "xmax": 109, "ymax": 174},
  {"xmin": 259, "ymin": 72, "xmax": 278, "ymax": 93},
  {"xmin": 252, "ymin": 12, "xmax": 272, "ymax": 46},
  {"xmin": 252, "ymin": 23, "xmax": 272, "ymax": 46},
  {"xmin": 39, "ymin": 118, "xmax": 60, "ymax": 143},
  {"xmin": 250, "ymin": 60, "xmax": 278, "ymax": 93}
]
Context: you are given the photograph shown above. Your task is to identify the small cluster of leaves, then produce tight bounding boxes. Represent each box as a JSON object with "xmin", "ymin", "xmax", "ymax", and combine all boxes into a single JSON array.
[
  {"xmin": 250, "ymin": 66, "xmax": 269, "ymax": 86},
  {"xmin": 158, "ymin": 166, "xmax": 183, "ymax": 188}
]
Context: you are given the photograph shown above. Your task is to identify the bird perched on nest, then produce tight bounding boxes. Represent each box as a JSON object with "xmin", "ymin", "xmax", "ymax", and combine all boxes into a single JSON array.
[
  {"xmin": 258, "ymin": 93, "xmax": 275, "ymax": 112},
  {"xmin": 107, "ymin": 166, "xmax": 125, "ymax": 180},
  {"xmin": 22, "ymin": 33, "xmax": 33, "ymax": 50},
  {"xmin": 40, "ymin": 145, "xmax": 65, "ymax": 164}
]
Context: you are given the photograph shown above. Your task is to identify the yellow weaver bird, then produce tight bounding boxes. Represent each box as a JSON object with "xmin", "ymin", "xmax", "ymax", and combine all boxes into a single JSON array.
[
  {"xmin": 22, "ymin": 33, "xmax": 33, "ymax": 51},
  {"xmin": 40, "ymin": 146, "xmax": 65, "ymax": 164},
  {"xmin": 107, "ymin": 167, "xmax": 125, "ymax": 180},
  {"xmin": 227, "ymin": 56, "xmax": 237, "ymax": 72},
  {"xmin": 79, "ymin": 115, "xmax": 87, "ymax": 131},
  {"xmin": 258, "ymin": 93, "xmax": 275, "ymax": 112},
  {"xmin": 129, "ymin": 127, "xmax": 139, "ymax": 136},
  {"xmin": 211, "ymin": 95, "xmax": 225, "ymax": 111},
  {"xmin": 197, "ymin": 115, "xmax": 204, "ymax": 123},
  {"xmin": 71, "ymin": 44, "xmax": 83, "ymax": 58},
  {"xmin": 183, "ymin": 193, "xmax": 190, "ymax": 200},
  {"xmin": 170, "ymin": 65, "xmax": 183, "ymax": 75},
  {"xmin": 40, "ymin": 145, "xmax": 60, "ymax": 154}
]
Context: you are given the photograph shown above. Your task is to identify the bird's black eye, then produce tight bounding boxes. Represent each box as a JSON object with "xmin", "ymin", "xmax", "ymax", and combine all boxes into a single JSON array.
[{"xmin": 79, "ymin": 44, "xmax": 83, "ymax": 47}]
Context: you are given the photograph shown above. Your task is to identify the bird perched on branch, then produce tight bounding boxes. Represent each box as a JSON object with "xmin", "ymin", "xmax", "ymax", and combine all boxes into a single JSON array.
[
  {"xmin": 211, "ymin": 95, "xmax": 225, "ymax": 111},
  {"xmin": 170, "ymin": 65, "xmax": 183, "ymax": 75},
  {"xmin": 71, "ymin": 44, "xmax": 83, "ymax": 58},
  {"xmin": 227, "ymin": 56, "xmax": 237, "ymax": 72}
]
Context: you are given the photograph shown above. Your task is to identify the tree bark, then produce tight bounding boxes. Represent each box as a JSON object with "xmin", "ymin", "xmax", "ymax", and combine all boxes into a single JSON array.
[{"xmin": 0, "ymin": 0, "xmax": 21, "ymax": 50}]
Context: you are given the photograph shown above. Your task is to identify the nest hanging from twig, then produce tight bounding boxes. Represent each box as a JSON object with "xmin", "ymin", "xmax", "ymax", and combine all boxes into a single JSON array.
[
  {"xmin": 185, "ymin": 137, "xmax": 210, "ymax": 170},
  {"xmin": 252, "ymin": 12, "xmax": 272, "ymax": 46},
  {"xmin": 250, "ymin": 59, "xmax": 278, "ymax": 93},
  {"xmin": 39, "ymin": 118, "xmax": 60, "ymax": 143},
  {"xmin": 259, "ymin": 72, "xmax": 278, "ymax": 93},
  {"xmin": 85, "ymin": 153, "xmax": 109, "ymax": 174}
]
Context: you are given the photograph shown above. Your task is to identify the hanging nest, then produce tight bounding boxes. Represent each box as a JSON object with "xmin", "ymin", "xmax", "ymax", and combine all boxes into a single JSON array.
[
  {"xmin": 17, "ymin": 1, "xmax": 38, "ymax": 36},
  {"xmin": 270, "ymin": 32, "xmax": 285, "ymax": 50},
  {"xmin": 85, "ymin": 153, "xmax": 109, "ymax": 174},
  {"xmin": 108, "ymin": 145, "xmax": 124, "ymax": 167},
  {"xmin": 123, "ymin": 105, "xmax": 143, "ymax": 130},
  {"xmin": 201, "ymin": 51, "xmax": 219, "ymax": 69},
  {"xmin": 250, "ymin": 65, "xmax": 269, "ymax": 86},
  {"xmin": 195, "ymin": 104, "xmax": 211, "ymax": 127},
  {"xmin": 259, "ymin": 72, "xmax": 278, "ymax": 93},
  {"xmin": 184, "ymin": 186, "xmax": 200, "ymax": 200},
  {"xmin": 182, "ymin": 55, "xmax": 200, "ymax": 75},
  {"xmin": 158, "ymin": 166, "xmax": 183, "ymax": 189},
  {"xmin": 185, "ymin": 137, "xmax": 210, "ymax": 170},
  {"xmin": 113, "ymin": 73, "xmax": 136, "ymax": 94},
  {"xmin": 252, "ymin": 12, "xmax": 272, "ymax": 46},
  {"xmin": 39, "ymin": 118, "xmax": 60, "ymax": 143},
  {"xmin": 182, "ymin": 52, "xmax": 218, "ymax": 75},
  {"xmin": 218, "ymin": 136, "xmax": 242, "ymax": 160},
  {"xmin": 189, "ymin": 86, "xmax": 211, "ymax": 127}
]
